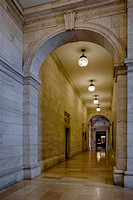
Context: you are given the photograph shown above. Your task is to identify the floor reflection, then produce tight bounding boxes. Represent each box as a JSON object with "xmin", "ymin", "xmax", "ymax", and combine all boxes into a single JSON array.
[
  {"xmin": 35, "ymin": 150, "xmax": 114, "ymax": 186},
  {"xmin": 96, "ymin": 151, "xmax": 106, "ymax": 162}
]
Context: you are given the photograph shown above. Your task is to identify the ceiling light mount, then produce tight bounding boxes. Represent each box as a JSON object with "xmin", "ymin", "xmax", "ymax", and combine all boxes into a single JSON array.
[
  {"xmin": 78, "ymin": 49, "xmax": 88, "ymax": 67},
  {"xmin": 88, "ymin": 80, "xmax": 95, "ymax": 92}
]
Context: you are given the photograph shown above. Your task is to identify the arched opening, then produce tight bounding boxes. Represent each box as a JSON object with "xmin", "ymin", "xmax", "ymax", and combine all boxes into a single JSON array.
[
  {"xmin": 38, "ymin": 40, "xmax": 113, "ymax": 171},
  {"xmin": 23, "ymin": 27, "xmax": 126, "ymax": 186},
  {"xmin": 89, "ymin": 115, "xmax": 111, "ymax": 151},
  {"xmin": 23, "ymin": 28, "xmax": 126, "ymax": 78}
]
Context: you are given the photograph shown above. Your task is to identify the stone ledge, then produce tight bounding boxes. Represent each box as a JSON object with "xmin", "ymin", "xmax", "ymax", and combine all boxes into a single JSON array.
[
  {"xmin": 124, "ymin": 171, "xmax": 133, "ymax": 188},
  {"xmin": 0, "ymin": 166, "xmax": 23, "ymax": 177},
  {"xmin": 0, "ymin": 59, "xmax": 23, "ymax": 84},
  {"xmin": 124, "ymin": 170, "xmax": 133, "ymax": 176},
  {"xmin": 0, "ymin": 168, "xmax": 24, "ymax": 189},
  {"xmin": 124, "ymin": 58, "xmax": 133, "ymax": 69}
]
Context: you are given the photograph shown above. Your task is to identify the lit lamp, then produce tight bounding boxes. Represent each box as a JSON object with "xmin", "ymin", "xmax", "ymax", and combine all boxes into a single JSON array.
[
  {"xmin": 93, "ymin": 95, "xmax": 99, "ymax": 104},
  {"xmin": 96, "ymin": 104, "xmax": 101, "ymax": 112},
  {"xmin": 88, "ymin": 80, "xmax": 95, "ymax": 92},
  {"xmin": 78, "ymin": 49, "xmax": 88, "ymax": 67}
]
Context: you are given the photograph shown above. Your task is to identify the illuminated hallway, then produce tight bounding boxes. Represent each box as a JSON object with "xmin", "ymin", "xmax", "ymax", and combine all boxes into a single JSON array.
[
  {"xmin": 1, "ymin": 0, "xmax": 133, "ymax": 192},
  {"xmin": 35, "ymin": 150, "xmax": 114, "ymax": 185}
]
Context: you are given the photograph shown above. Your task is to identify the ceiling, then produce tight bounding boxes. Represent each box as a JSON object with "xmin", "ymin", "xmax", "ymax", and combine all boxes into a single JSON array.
[
  {"xmin": 18, "ymin": 0, "xmax": 58, "ymax": 8},
  {"xmin": 18, "ymin": 0, "xmax": 112, "ymax": 9},
  {"xmin": 54, "ymin": 42, "xmax": 113, "ymax": 109}
]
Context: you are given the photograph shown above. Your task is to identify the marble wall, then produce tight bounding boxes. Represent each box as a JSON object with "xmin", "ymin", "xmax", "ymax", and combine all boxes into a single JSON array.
[
  {"xmin": 0, "ymin": 62, "xmax": 23, "ymax": 189},
  {"xmin": 0, "ymin": 5, "xmax": 23, "ymax": 73},
  {"xmin": 39, "ymin": 54, "xmax": 87, "ymax": 170},
  {"xmin": 0, "ymin": 4, "xmax": 23, "ymax": 189}
]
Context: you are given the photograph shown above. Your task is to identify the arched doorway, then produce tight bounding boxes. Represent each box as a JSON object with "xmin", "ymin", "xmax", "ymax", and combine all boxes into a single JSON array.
[{"xmin": 89, "ymin": 115, "xmax": 110, "ymax": 151}]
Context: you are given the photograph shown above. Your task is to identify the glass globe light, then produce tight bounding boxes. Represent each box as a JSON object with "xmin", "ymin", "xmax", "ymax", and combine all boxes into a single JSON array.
[
  {"xmin": 96, "ymin": 105, "xmax": 101, "ymax": 112},
  {"xmin": 88, "ymin": 80, "xmax": 95, "ymax": 92},
  {"xmin": 93, "ymin": 95, "xmax": 99, "ymax": 104},
  {"xmin": 78, "ymin": 49, "xmax": 88, "ymax": 67}
]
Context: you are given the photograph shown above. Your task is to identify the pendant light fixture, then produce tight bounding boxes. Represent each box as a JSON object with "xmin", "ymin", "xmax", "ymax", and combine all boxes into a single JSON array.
[
  {"xmin": 78, "ymin": 49, "xmax": 88, "ymax": 67},
  {"xmin": 96, "ymin": 104, "xmax": 101, "ymax": 112},
  {"xmin": 93, "ymin": 95, "xmax": 99, "ymax": 104},
  {"xmin": 88, "ymin": 80, "xmax": 95, "ymax": 92}
]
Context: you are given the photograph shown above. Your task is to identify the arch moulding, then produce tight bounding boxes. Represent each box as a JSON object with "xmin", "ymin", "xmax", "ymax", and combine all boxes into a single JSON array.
[
  {"xmin": 88, "ymin": 114, "xmax": 111, "ymax": 125},
  {"xmin": 23, "ymin": 22, "xmax": 126, "ymax": 79}
]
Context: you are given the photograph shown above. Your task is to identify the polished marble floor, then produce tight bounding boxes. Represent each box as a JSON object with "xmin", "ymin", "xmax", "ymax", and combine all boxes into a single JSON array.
[
  {"xmin": 1, "ymin": 150, "xmax": 133, "ymax": 200},
  {"xmin": 35, "ymin": 150, "xmax": 114, "ymax": 185}
]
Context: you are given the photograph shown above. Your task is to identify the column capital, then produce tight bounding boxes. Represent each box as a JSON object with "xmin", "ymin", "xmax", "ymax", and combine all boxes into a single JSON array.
[
  {"xmin": 23, "ymin": 73, "xmax": 41, "ymax": 89},
  {"xmin": 113, "ymin": 63, "xmax": 127, "ymax": 82}
]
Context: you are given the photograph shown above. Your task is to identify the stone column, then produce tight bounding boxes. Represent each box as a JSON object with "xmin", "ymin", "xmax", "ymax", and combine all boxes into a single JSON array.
[
  {"xmin": 23, "ymin": 75, "xmax": 41, "ymax": 179},
  {"xmin": 124, "ymin": 59, "xmax": 133, "ymax": 187},
  {"xmin": 113, "ymin": 64, "xmax": 127, "ymax": 186},
  {"xmin": 123, "ymin": 0, "xmax": 133, "ymax": 188}
]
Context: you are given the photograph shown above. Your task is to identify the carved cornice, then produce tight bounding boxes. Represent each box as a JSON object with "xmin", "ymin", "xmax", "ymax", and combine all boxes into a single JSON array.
[
  {"xmin": 77, "ymin": 2, "xmax": 126, "ymax": 21},
  {"xmin": 24, "ymin": 13, "xmax": 64, "ymax": 32},
  {"xmin": 1, "ymin": 0, "xmax": 126, "ymax": 32},
  {"xmin": 113, "ymin": 63, "xmax": 127, "ymax": 82},
  {"xmin": 23, "ymin": 0, "xmax": 126, "ymax": 32},
  {"xmin": 4, "ymin": 0, "xmax": 24, "ymax": 30}
]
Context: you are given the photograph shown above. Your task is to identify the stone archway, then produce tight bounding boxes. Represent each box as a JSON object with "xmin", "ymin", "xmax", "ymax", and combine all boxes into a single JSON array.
[
  {"xmin": 89, "ymin": 115, "xmax": 111, "ymax": 151},
  {"xmin": 23, "ymin": 23, "xmax": 126, "ymax": 79},
  {"xmin": 22, "ymin": 25, "xmax": 126, "ymax": 183}
]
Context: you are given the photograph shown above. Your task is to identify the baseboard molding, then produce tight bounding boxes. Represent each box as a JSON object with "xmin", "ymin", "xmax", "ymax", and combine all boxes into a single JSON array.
[
  {"xmin": 40, "ymin": 155, "xmax": 65, "ymax": 171},
  {"xmin": 71, "ymin": 149, "xmax": 82, "ymax": 157},
  {"xmin": 124, "ymin": 170, "xmax": 133, "ymax": 188},
  {"xmin": 23, "ymin": 163, "xmax": 41, "ymax": 179}
]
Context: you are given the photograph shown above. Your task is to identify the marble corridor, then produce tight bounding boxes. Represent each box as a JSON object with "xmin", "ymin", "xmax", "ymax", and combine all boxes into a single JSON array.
[{"xmin": 1, "ymin": 151, "xmax": 133, "ymax": 200}]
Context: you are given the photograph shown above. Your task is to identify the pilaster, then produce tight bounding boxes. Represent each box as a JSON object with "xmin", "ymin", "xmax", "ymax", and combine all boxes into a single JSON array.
[
  {"xmin": 124, "ymin": 58, "xmax": 133, "ymax": 188},
  {"xmin": 113, "ymin": 63, "xmax": 127, "ymax": 186},
  {"xmin": 23, "ymin": 74, "xmax": 41, "ymax": 179}
]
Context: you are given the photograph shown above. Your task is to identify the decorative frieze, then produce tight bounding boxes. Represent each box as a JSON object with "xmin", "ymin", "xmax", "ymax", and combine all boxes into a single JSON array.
[
  {"xmin": 77, "ymin": 3, "xmax": 126, "ymax": 22},
  {"xmin": 23, "ymin": 0, "xmax": 126, "ymax": 32}
]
